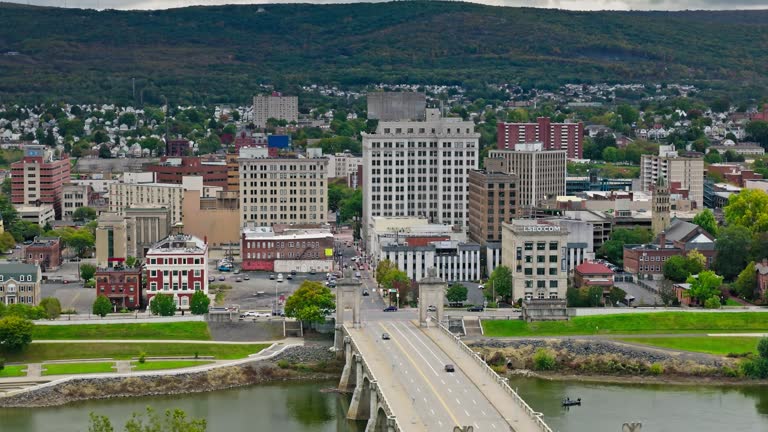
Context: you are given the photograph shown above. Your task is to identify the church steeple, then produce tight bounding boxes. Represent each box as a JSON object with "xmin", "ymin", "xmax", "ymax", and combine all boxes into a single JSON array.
[{"xmin": 652, "ymin": 178, "xmax": 670, "ymax": 236}]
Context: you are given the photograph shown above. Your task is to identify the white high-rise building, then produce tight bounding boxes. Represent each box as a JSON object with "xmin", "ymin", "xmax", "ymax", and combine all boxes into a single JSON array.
[
  {"xmin": 252, "ymin": 94, "xmax": 298, "ymax": 128},
  {"xmin": 362, "ymin": 108, "xmax": 479, "ymax": 249},
  {"xmin": 640, "ymin": 148, "xmax": 704, "ymax": 209}
]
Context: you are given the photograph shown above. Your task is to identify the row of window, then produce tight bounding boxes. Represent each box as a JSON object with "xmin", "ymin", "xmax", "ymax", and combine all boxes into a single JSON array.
[
  {"xmin": 148, "ymin": 257, "xmax": 203, "ymax": 265},
  {"xmin": 149, "ymin": 269, "xmax": 202, "ymax": 277},
  {"xmin": 99, "ymin": 286, "xmax": 136, "ymax": 293},
  {"xmin": 149, "ymin": 282, "xmax": 202, "ymax": 291},
  {"xmin": 245, "ymin": 251, "xmax": 323, "ymax": 259},
  {"xmin": 0, "ymin": 296, "xmax": 35, "ymax": 303},
  {"xmin": 524, "ymin": 280, "xmax": 559, "ymax": 289},
  {"xmin": 244, "ymin": 213, "xmax": 322, "ymax": 220},
  {"xmin": 519, "ymin": 267, "xmax": 559, "ymax": 276},
  {"xmin": 245, "ymin": 241, "xmax": 323, "ymax": 249},
  {"xmin": 0, "ymin": 285, "xmax": 35, "ymax": 293},
  {"xmin": 0, "ymin": 275, "xmax": 35, "ymax": 282}
]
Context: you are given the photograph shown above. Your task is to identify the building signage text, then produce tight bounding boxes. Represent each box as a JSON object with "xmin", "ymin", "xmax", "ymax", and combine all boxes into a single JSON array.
[{"xmin": 522, "ymin": 225, "xmax": 561, "ymax": 232}]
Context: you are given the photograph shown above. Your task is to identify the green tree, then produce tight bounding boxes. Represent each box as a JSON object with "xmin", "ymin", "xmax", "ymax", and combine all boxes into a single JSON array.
[
  {"xmin": 375, "ymin": 260, "xmax": 396, "ymax": 286},
  {"xmin": 686, "ymin": 271, "xmax": 723, "ymax": 305},
  {"xmin": 72, "ymin": 207, "xmax": 97, "ymax": 222},
  {"xmin": 2, "ymin": 177, "xmax": 11, "ymax": 196},
  {"xmin": 197, "ymin": 135, "xmax": 222, "ymax": 155},
  {"xmin": 663, "ymin": 255, "xmax": 692, "ymax": 282},
  {"xmin": 734, "ymin": 262, "xmax": 757, "ymax": 300},
  {"xmin": 39, "ymin": 297, "xmax": 61, "ymax": 320},
  {"xmin": 93, "ymin": 130, "xmax": 109, "ymax": 144},
  {"xmin": 659, "ymin": 279, "xmax": 678, "ymax": 307},
  {"xmin": 446, "ymin": 283, "xmax": 468, "ymax": 303},
  {"xmin": 99, "ymin": 144, "xmax": 112, "ymax": 158},
  {"xmin": 746, "ymin": 120, "xmax": 768, "ymax": 148},
  {"xmin": 338, "ymin": 190, "xmax": 362, "ymax": 224},
  {"xmin": 704, "ymin": 295, "xmax": 721, "ymax": 309},
  {"xmin": 89, "ymin": 407, "xmax": 206, "ymax": 432},
  {"xmin": 284, "ymin": 281, "xmax": 335, "ymax": 324},
  {"xmin": 3, "ymin": 304, "xmax": 46, "ymax": 319},
  {"xmin": 125, "ymin": 256, "xmax": 137, "ymax": 268},
  {"xmin": 686, "ymin": 250, "xmax": 706, "ymax": 275},
  {"xmin": 487, "ymin": 265, "xmax": 513, "ymax": 301},
  {"xmin": 92, "ymin": 295, "xmax": 112, "ymax": 317},
  {"xmin": 380, "ymin": 268, "xmax": 409, "ymax": 289},
  {"xmin": 704, "ymin": 150, "xmax": 723, "ymax": 164},
  {"xmin": 118, "ymin": 112, "xmax": 136, "ymax": 127},
  {"xmin": 598, "ymin": 228, "xmax": 653, "ymax": 265},
  {"xmin": 692, "ymin": 208, "xmax": 718, "ymax": 237},
  {"xmin": 616, "ymin": 104, "xmax": 639, "ymax": 125},
  {"xmin": 724, "ymin": 189, "xmax": 768, "ymax": 235},
  {"xmin": 715, "ymin": 225, "xmax": 753, "ymax": 281},
  {"xmin": 150, "ymin": 294, "xmax": 177, "ymax": 316},
  {"xmin": 80, "ymin": 263, "xmax": 97, "ymax": 281},
  {"xmin": 0, "ymin": 315, "xmax": 34, "ymax": 351},
  {"xmin": 189, "ymin": 290, "xmax": 210, "ymax": 315},
  {"xmin": 0, "ymin": 232, "xmax": 16, "ymax": 252}
]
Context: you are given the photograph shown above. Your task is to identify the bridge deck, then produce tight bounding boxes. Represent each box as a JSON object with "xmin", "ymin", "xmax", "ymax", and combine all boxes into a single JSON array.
[{"xmin": 348, "ymin": 321, "xmax": 545, "ymax": 432}]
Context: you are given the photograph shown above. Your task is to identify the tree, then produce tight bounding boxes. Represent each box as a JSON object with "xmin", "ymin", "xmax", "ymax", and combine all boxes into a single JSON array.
[
  {"xmin": 734, "ymin": 262, "xmax": 757, "ymax": 300},
  {"xmin": 659, "ymin": 279, "xmax": 677, "ymax": 306},
  {"xmin": 72, "ymin": 207, "xmax": 97, "ymax": 222},
  {"xmin": 0, "ymin": 232, "xmax": 16, "ymax": 252},
  {"xmin": 80, "ymin": 263, "xmax": 96, "ymax": 281},
  {"xmin": 686, "ymin": 271, "xmax": 723, "ymax": 305},
  {"xmin": 99, "ymin": 144, "xmax": 112, "ymax": 158},
  {"xmin": 190, "ymin": 290, "xmax": 210, "ymax": 315},
  {"xmin": 380, "ymin": 268, "xmax": 409, "ymax": 290},
  {"xmin": 92, "ymin": 295, "xmax": 112, "ymax": 317},
  {"xmin": 0, "ymin": 315, "xmax": 34, "ymax": 351},
  {"xmin": 692, "ymin": 209, "xmax": 718, "ymax": 237},
  {"xmin": 486, "ymin": 265, "xmax": 512, "ymax": 301},
  {"xmin": 65, "ymin": 229, "xmax": 95, "ymax": 257},
  {"xmin": 663, "ymin": 255, "xmax": 693, "ymax": 282},
  {"xmin": 724, "ymin": 189, "xmax": 768, "ymax": 235},
  {"xmin": 118, "ymin": 112, "xmax": 136, "ymax": 128},
  {"xmin": 704, "ymin": 295, "xmax": 721, "ymax": 309},
  {"xmin": 686, "ymin": 250, "xmax": 706, "ymax": 275},
  {"xmin": 607, "ymin": 286, "xmax": 627, "ymax": 306},
  {"xmin": 715, "ymin": 225, "xmax": 753, "ymax": 281},
  {"xmin": 599, "ymin": 228, "xmax": 653, "ymax": 266},
  {"xmin": 39, "ymin": 297, "xmax": 61, "ymax": 320},
  {"xmin": 125, "ymin": 256, "xmax": 137, "ymax": 268},
  {"xmin": 746, "ymin": 120, "xmax": 768, "ymax": 148},
  {"xmin": 284, "ymin": 281, "xmax": 335, "ymax": 324},
  {"xmin": 704, "ymin": 150, "xmax": 723, "ymax": 164},
  {"xmin": 446, "ymin": 283, "xmax": 468, "ymax": 303},
  {"xmin": 150, "ymin": 294, "xmax": 177, "ymax": 316},
  {"xmin": 89, "ymin": 407, "xmax": 206, "ymax": 432},
  {"xmin": 375, "ymin": 260, "xmax": 397, "ymax": 286}
]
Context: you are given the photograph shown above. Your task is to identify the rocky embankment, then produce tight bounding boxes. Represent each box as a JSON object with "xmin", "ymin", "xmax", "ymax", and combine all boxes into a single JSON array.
[
  {"xmin": 470, "ymin": 338, "xmax": 739, "ymax": 381},
  {"xmin": 0, "ymin": 344, "xmax": 340, "ymax": 408}
]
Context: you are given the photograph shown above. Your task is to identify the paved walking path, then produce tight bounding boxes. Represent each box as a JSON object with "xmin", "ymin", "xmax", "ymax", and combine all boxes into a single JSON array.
[
  {"xmin": 115, "ymin": 361, "xmax": 132, "ymax": 374},
  {"xmin": 32, "ymin": 338, "xmax": 302, "ymax": 345},
  {"xmin": 26, "ymin": 364, "xmax": 42, "ymax": 378}
]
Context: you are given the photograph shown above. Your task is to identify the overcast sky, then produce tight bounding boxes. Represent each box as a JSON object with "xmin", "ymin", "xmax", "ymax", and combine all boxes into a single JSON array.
[{"xmin": 9, "ymin": 0, "xmax": 768, "ymax": 11}]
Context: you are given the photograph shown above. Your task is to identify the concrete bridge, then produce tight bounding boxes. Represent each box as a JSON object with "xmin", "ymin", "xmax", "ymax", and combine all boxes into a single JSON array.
[{"xmin": 333, "ymin": 268, "xmax": 554, "ymax": 432}]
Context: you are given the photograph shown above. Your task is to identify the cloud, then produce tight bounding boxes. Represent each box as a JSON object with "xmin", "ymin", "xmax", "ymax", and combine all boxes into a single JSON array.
[{"xmin": 11, "ymin": 0, "xmax": 768, "ymax": 11}]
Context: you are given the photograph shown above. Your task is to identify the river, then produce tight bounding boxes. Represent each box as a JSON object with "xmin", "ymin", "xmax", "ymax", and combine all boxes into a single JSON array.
[
  {"xmin": 0, "ymin": 381, "xmax": 365, "ymax": 432},
  {"xmin": 508, "ymin": 376, "xmax": 768, "ymax": 432},
  {"xmin": 1, "ymin": 378, "xmax": 767, "ymax": 431}
]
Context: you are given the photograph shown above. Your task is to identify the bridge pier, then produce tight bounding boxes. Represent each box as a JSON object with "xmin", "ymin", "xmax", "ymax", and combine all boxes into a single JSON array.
[
  {"xmin": 338, "ymin": 338, "xmax": 355, "ymax": 392},
  {"xmin": 334, "ymin": 325, "xmax": 346, "ymax": 360},
  {"xmin": 347, "ymin": 356, "xmax": 370, "ymax": 420},
  {"xmin": 365, "ymin": 382, "xmax": 380, "ymax": 431}
]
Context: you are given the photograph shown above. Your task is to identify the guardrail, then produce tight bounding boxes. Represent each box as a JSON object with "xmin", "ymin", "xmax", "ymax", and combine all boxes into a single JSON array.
[
  {"xmin": 343, "ymin": 326, "xmax": 403, "ymax": 432},
  {"xmin": 437, "ymin": 323, "xmax": 554, "ymax": 432}
]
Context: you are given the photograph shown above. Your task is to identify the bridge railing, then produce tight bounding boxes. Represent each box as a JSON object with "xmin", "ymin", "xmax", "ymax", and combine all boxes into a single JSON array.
[
  {"xmin": 343, "ymin": 326, "xmax": 403, "ymax": 431},
  {"xmin": 437, "ymin": 323, "xmax": 554, "ymax": 432}
]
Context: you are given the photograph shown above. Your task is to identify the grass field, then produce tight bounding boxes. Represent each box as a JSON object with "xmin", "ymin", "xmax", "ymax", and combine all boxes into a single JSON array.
[
  {"xmin": 42, "ymin": 362, "xmax": 115, "ymax": 376},
  {"xmin": 1, "ymin": 343, "xmax": 269, "ymax": 363},
  {"xmin": 481, "ymin": 312, "xmax": 768, "ymax": 337},
  {"xmin": 618, "ymin": 337, "xmax": 762, "ymax": 356},
  {"xmin": 724, "ymin": 298, "xmax": 743, "ymax": 306},
  {"xmin": 0, "ymin": 365, "xmax": 27, "ymax": 378},
  {"xmin": 32, "ymin": 322, "xmax": 211, "ymax": 341},
  {"xmin": 132, "ymin": 360, "xmax": 214, "ymax": 371}
]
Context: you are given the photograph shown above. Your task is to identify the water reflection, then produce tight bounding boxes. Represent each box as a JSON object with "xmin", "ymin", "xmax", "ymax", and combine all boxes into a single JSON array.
[{"xmin": 285, "ymin": 386, "xmax": 334, "ymax": 425}]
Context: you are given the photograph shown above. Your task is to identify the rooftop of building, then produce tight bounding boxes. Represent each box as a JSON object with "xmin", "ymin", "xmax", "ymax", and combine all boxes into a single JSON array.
[
  {"xmin": 14, "ymin": 204, "xmax": 54, "ymax": 213},
  {"xmin": 147, "ymin": 233, "xmax": 207, "ymax": 255},
  {"xmin": 575, "ymin": 261, "xmax": 614, "ymax": 275},
  {"xmin": 25, "ymin": 236, "xmax": 60, "ymax": 247},
  {"xmin": 381, "ymin": 239, "xmax": 480, "ymax": 252},
  {"xmin": 242, "ymin": 225, "xmax": 333, "ymax": 240},
  {"xmin": 0, "ymin": 262, "xmax": 40, "ymax": 275},
  {"xmin": 95, "ymin": 266, "xmax": 142, "ymax": 274}
]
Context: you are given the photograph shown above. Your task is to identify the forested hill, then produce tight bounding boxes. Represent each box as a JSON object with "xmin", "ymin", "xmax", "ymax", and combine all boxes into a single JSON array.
[{"xmin": 0, "ymin": 1, "xmax": 767, "ymax": 104}]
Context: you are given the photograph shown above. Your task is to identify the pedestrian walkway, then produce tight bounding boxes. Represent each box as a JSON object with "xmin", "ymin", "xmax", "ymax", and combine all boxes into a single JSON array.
[
  {"xmin": 115, "ymin": 361, "xmax": 132, "ymax": 373},
  {"xmin": 26, "ymin": 364, "xmax": 41, "ymax": 378},
  {"xmin": 32, "ymin": 338, "xmax": 301, "ymax": 345}
]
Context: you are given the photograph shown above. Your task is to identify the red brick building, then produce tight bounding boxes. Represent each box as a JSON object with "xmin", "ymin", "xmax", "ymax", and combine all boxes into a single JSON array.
[
  {"xmin": 95, "ymin": 267, "xmax": 143, "ymax": 311},
  {"xmin": 241, "ymin": 225, "xmax": 334, "ymax": 272},
  {"xmin": 707, "ymin": 164, "xmax": 763, "ymax": 187},
  {"xmin": 755, "ymin": 259, "xmax": 768, "ymax": 303},
  {"xmin": 11, "ymin": 145, "xmax": 71, "ymax": 218},
  {"xmin": 22, "ymin": 236, "xmax": 63, "ymax": 271},
  {"xmin": 146, "ymin": 157, "xmax": 229, "ymax": 189},
  {"xmin": 166, "ymin": 139, "xmax": 191, "ymax": 157},
  {"xmin": 497, "ymin": 117, "xmax": 584, "ymax": 159},
  {"xmin": 573, "ymin": 261, "xmax": 614, "ymax": 289},
  {"xmin": 751, "ymin": 104, "xmax": 768, "ymax": 122},
  {"xmin": 145, "ymin": 234, "xmax": 209, "ymax": 311}
]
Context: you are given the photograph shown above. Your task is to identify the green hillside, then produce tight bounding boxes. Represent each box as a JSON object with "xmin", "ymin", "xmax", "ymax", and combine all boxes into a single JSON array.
[{"xmin": 0, "ymin": 1, "xmax": 766, "ymax": 103}]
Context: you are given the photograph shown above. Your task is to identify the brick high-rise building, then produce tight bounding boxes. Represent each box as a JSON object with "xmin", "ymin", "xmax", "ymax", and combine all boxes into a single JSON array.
[
  {"xmin": 11, "ymin": 145, "xmax": 70, "ymax": 218},
  {"xmin": 489, "ymin": 143, "xmax": 566, "ymax": 210},
  {"xmin": 95, "ymin": 267, "xmax": 143, "ymax": 311},
  {"xmin": 253, "ymin": 93, "xmax": 298, "ymax": 129},
  {"xmin": 497, "ymin": 117, "xmax": 584, "ymax": 159},
  {"xmin": 146, "ymin": 157, "xmax": 229, "ymax": 190},
  {"xmin": 145, "ymin": 233, "xmax": 208, "ymax": 311},
  {"xmin": 468, "ymin": 158, "xmax": 518, "ymax": 246}
]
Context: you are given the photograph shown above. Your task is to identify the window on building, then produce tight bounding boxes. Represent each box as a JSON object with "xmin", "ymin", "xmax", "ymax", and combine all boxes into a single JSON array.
[
  {"xmin": 172, "ymin": 282, "xmax": 179, "ymax": 291},
  {"xmin": 524, "ymin": 242, "xmax": 533, "ymax": 251},
  {"xmin": 537, "ymin": 242, "xmax": 546, "ymax": 251},
  {"xmin": 163, "ymin": 283, "xmax": 169, "ymax": 290},
  {"xmin": 195, "ymin": 281, "xmax": 201, "ymax": 290},
  {"xmin": 549, "ymin": 242, "xmax": 558, "ymax": 251},
  {"xmin": 194, "ymin": 269, "xmax": 201, "ymax": 277},
  {"xmin": 549, "ymin": 255, "xmax": 558, "ymax": 263},
  {"xmin": 549, "ymin": 268, "xmax": 557, "ymax": 275},
  {"xmin": 182, "ymin": 282, "xmax": 188, "ymax": 291},
  {"xmin": 537, "ymin": 255, "xmax": 545, "ymax": 263},
  {"xmin": 524, "ymin": 268, "xmax": 532, "ymax": 275},
  {"xmin": 536, "ymin": 268, "xmax": 545, "ymax": 275},
  {"xmin": 537, "ymin": 280, "xmax": 546, "ymax": 288},
  {"xmin": 525, "ymin": 256, "xmax": 532, "ymax": 263},
  {"xmin": 150, "ymin": 270, "xmax": 157, "ymax": 277},
  {"xmin": 549, "ymin": 280, "xmax": 558, "ymax": 288},
  {"xmin": 525, "ymin": 280, "xmax": 533, "ymax": 288}
]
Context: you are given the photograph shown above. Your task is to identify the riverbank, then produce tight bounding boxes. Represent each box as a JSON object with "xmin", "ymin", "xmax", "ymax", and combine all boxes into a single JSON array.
[
  {"xmin": 0, "ymin": 344, "xmax": 341, "ymax": 408},
  {"xmin": 471, "ymin": 338, "xmax": 768, "ymax": 386}
]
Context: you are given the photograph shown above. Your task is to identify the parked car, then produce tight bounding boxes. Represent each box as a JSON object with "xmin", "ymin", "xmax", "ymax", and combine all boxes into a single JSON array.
[
  {"xmin": 240, "ymin": 311, "xmax": 259, "ymax": 318},
  {"xmin": 234, "ymin": 269, "xmax": 241, "ymax": 275},
  {"xmin": 362, "ymin": 290, "xmax": 369, "ymax": 296},
  {"xmin": 235, "ymin": 277, "xmax": 242, "ymax": 282},
  {"xmin": 243, "ymin": 275, "xmax": 250, "ymax": 281},
  {"xmin": 208, "ymin": 276, "xmax": 215, "ymax": 283},
  {"xmin": 381, "ymin": 333, "xmax": 391, "ymax": 340},
  {"xmin": 287, "ymin": 274, "xmax": 293, "ymax": 280},
  {"xmin": 444, "ymin": 364, "xmax": 455, "ymax": 373},
  {"xmin": 269, "ymin": 274, "xmax": 276, "ymax": 280},
  {"xmin": 291, "ymin": 269, "xmax": 297, "ymax": 275},
  {"xmin": 218, "ymin": 275, "xmax": 226, "ymax": 281},
  {"xmin": 427, "ymin": 305, "xmax": 437, "ymax": 312},
  {"xmin": 383, "ymin": 306, "xmax": 398, "ymax": 312},
  {"xmin": 467, "ymin": 306, "xmax": 484, "ymax": 312},
  {"xmin": 277, "ymin": 273, "xmax": 284, "ymax": 282}
]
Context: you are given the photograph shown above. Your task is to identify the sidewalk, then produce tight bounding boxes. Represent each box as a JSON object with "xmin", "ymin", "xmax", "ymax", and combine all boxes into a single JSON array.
[{"xmin": 31, "ymin": 338, "xmax": 301, "ymax": 345}]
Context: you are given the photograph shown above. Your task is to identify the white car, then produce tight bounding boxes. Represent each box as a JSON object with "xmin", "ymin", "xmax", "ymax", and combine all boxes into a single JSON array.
[
  {"xmin": 277, "ymin": 273, "xmax": 284, "ymax": 282},
  {"xmin": 241, "ymin": 311, "xmax": 271, "ymax": 318}
]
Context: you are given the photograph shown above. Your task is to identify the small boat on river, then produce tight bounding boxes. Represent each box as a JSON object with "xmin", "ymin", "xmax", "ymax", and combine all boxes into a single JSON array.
[{"xmin": 562, "ymin": 397, "xmax": 582, "ymax": 407}]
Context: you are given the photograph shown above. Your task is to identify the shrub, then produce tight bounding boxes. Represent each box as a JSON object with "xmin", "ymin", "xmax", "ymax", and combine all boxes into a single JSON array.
[
  {"xmin": 61, "ymin": 308, "xmax": 78, "ymax": 315},
  {"xmin": 704, "ymin": 296, "xmax": 721, "ymax": 309},
  {"xmin": 0, "ymin": 357, "xmax": 4, "ymax": 372},
  {"xmin": 532, "ymin": 348, "xmax": 557, "ymax": 371},
  {"xmin": 194, "ymin": 351, "xmax": 199, "ymax": 359},
  {"xmin": 649, "ymin": 363, "xmax": 664, "ymax": 375},
  {"xmin": 0, "ymin": 315, "xmax": 34, "ymax": 351},
  {"xmin": 138, "ymin": 352, "xmax": 146, "ymax": 364},
  {"xmin": 721, "ymin": 366, "xmax": 741, "ymax": 378},
  {"xmin": 276, "ymin": 359, "xmax": 290, "ymax": 369}
]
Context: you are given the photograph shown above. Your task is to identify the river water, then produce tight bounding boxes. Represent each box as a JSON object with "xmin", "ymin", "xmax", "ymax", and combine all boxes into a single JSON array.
[{"xmin": 1, "ymin": 378, "xmax": 767, "ymax": 432}]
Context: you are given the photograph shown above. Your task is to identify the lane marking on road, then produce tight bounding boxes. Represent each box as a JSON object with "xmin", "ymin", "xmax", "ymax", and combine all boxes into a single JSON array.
[
  {"xmin": 441, "ymin": 380, "xmax": 446, "ymax": 385},
  {"xmin": 379, "ymin": 322, "xmax": 461, "ymax": 428},
  {"xmin": 472, "ymin": 399, "xmax": 477, "ymax": 405},
  {"xmin": 389, "ymin": 323, "xmax": 439, "ymax": 376},
  {"xmin": 456, "ymin": 398, "xmax": 461, "ymax": 405},
  {"xmin": 447, "ymin": 388, "xmax": 452, "ymax": 393},
  {"xmin": 481, "ymin": 410, "xmax": 487, "ymax": 416},
  {"xmin": 399, "ymin": 322, "xmax": 446, "ymax": 364},
  {"xmin": 474, "ymin": 422, "xmax": 479, "ymax": 430},
  {"xmin": 464, "ymin": 410, "xmax": 470, "ymax": 417},
  {"xmin": 491, "ymin": 424, "xmax": 497, "ymax": 429},
  {"xmin": 431, "ymin": 409, "xmax": 435, "ymax": 416}
]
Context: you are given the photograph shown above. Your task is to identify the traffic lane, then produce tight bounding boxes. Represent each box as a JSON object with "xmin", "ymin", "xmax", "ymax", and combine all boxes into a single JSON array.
[
  {"xmin": 384, "ymin": 321, "xmax": 509, "ymax": 431},
  {"xmin": 364, "ymin": 323, "xmax": 458, "ymax": 431}
]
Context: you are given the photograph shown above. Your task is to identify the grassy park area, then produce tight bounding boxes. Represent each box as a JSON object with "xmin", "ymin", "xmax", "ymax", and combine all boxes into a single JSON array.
[
  {"xmin": 32, "ymin": 322, "xmax": 212, "ymax": 341},
  {"xmin": 481, "ymin": 312, "xmax": 768, "ymax": 337},
  {"xmin": 1, "ymin": 343, "xmax": 269, "ymax": 363},
  {"xmin": 42, "ymin": 362, "xmax": 115, "ymax": 376},
  {"xmin": 618, "ymin": 337, "xmax": 762, "ymax": 356},
  {"xmin": 0, "ymin": 365, "xmax": 27, "ymax": 378},
  {"xmin": 132, "ymin": 360, "xmax": 215, "ymax": 371}
]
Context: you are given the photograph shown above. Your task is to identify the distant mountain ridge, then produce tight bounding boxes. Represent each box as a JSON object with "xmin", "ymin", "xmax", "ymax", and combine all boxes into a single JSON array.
[{"xmin": 0, "ymin": 1, "xmax": 766, "ymax": 103}]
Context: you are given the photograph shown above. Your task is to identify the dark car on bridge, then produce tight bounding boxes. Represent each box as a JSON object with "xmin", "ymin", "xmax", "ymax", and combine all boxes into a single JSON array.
[
  {"xmin": 467, "ymin": 306, "xmax": 484, "ymax": 312},
  {"xmin": 383, "ymin": 306, "xmax": 398, "ymax": 312},
  {"xmin": 444, "ymin": 364, "xmax": 455, "ymax": 373},
  {"xmin": 381, "ymin": 333, "xmax": 390, "ymax": 340}
]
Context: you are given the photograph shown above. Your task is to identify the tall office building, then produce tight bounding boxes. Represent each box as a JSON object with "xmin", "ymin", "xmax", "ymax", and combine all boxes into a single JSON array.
[
  {"xmin": 497, "ymin": 117, "xmax": 584, "ymax": 159},
  {"xmin": 641, "ymin": 149, "xmax": 704, "ymax": 209},
  {"xmin": 238, "ymin": 148, "xmax": 328, "ymax": 226},
  {"xmin": 468, "ymin": 157, "xmax": 519, "ymax": 245},
  {"xmin": 489, "ymin": 143, "xmax": 566, "ymax": 210},
  {"xmin": 362, "ymin": 108, "xmax": 479, "ymax": 247},
  {"xmin": 367, "ymin": 92, "xmax": 426, "ymax": 121},
  {"xmin": 252, "ymin": 93, "xmax": 298, "ymax": 128},
  {"xmin": 11, "ymin": 145, "xmax": 70, "ymax": 218}
]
